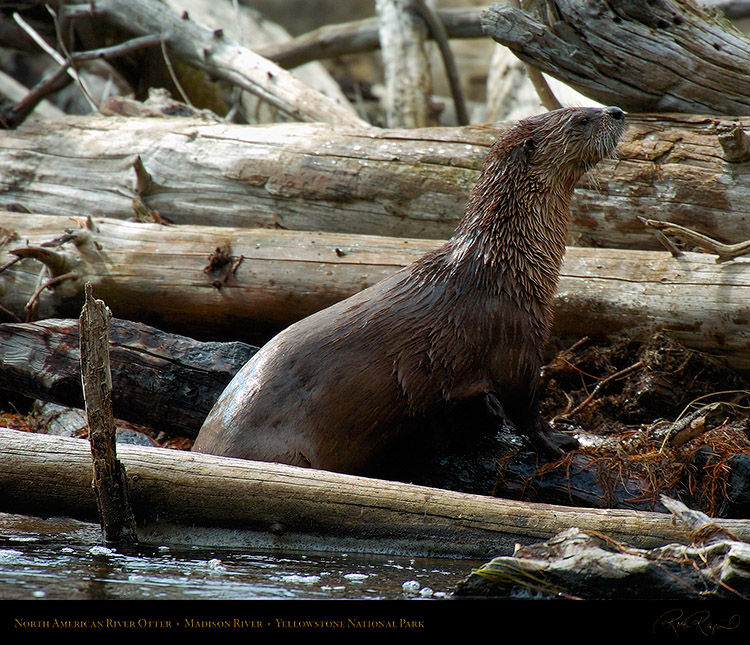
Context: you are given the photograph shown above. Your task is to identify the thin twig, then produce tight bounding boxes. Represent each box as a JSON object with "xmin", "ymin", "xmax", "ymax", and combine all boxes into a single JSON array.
[
  {"xmin": 0, "ymin": 303, "xmax": 22, "ymax": 323},
  {"xmin": 410, "ymin": 0, "xmax": 469, "ymax": 125},
  {"xmin": 160, "ymin": 38, "xmax": 194, "ymax": 108},
  {"xmin": 12, "ymin": 62, "xmax": 73, "ymax": 121},
  {"xmin": 23, "ymin": 271, "xmax": 79, "ymax": 322},
  {"xmin": 46, "ymin": 5, "xmax": 98, "ymax": 110},
  {"xmin": 12, "ymin": 11, "xmax": 97, "ymax": 111},
  {"xmin": 560, "ymin": 361, "xmax": 645, "ymax": 420},
  {"xmin": 10, "ymin": 34, "xmax": 164, "ymax": 128},
  {"xmin": 0, "ymin": 255, "xmax": 23, "ymax": 275}
]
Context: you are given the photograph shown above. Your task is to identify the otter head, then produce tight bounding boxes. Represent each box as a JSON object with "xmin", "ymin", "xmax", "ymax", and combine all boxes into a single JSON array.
[{"xmin": 514, "ymin": 106, "xmax": 626, "ymax": 188}]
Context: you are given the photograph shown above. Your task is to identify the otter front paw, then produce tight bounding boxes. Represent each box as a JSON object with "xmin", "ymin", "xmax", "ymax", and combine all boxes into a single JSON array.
[{"xmin": 529, "ymin": 419, "xmax": 579, "ymax": 457}]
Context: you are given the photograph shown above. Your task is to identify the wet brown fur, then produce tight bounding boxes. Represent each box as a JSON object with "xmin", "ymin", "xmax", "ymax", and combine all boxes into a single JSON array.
[{"xmin": 192, "ymin": 106, "xmax": 626, "ymax": 474}]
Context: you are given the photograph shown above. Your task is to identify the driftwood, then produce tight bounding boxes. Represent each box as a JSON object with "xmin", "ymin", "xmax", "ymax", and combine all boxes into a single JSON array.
[
  {"xmin": 255, "ymin": 6, "xmax": 486, "ymax": 70},
  {"xmin": 2, "ymin": 427, "xmax": 750, "ymax": 558},
  {"xmin": 0, "ymin": 214, "xmax": 429, "ymax": 339},
  {"xmin": 1, "ymin": 113, "xmax": 749, "ymax": 250},
  {"xmin": 0, "ymin": 318, "xmax": 255, "ymax": 437},
  {"xmin": 454, "ymin": 497, "xmax": 750, "ymax": 599},
  {"xmin": 481, "ymin": 0, "xmax": 750, "ymax": 115},
  {"xmin": 3, "ymin": 213, "xmax": 750, "ymax": 373},
  {"xmin": 157, "ymin": 0, "xmax": 355, "ymax": 123},
  {"xmin": 376, "ymin": 0, "xmax": 436, "ymax": 129},
  {"xmin": 79, "ymin": 283, "xmax": 138, "ymax": 544},
  {"xmin": 40, "ymin": 0, "xmax": 367, "ymax": 129}
]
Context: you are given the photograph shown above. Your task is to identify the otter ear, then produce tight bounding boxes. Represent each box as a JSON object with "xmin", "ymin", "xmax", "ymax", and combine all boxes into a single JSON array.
[{"xmin": 508, "ymin": 138, "xmax": 535, "ymax": 167}]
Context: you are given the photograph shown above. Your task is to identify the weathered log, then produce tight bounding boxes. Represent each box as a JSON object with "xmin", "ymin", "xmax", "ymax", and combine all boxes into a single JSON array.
[
  {"xmin": 158, "ymin": 0, "xmax": 355, "ymax": 123},
  {"xmin": 376, "ymin": 0, "xmax": 437, "ymax": 128},
  {"xmin": 3, "ymin": 428, "xmax": 749, "ymax": 557},
  {"xmin": 43, "ymin": 0, "xmax": 367, "ymax": 128},
  {"xmin": 251, "ymin": 2, "xmax": 750, "ymax": 70},
  {"xmin": 0, "ymin": 214, "xmax": 430, "ymax": 339},
  {"xmin": 0, "ymin": 318, "xmax": 256, "ymax": 437},
  {"xmin": 481, "ymin": 0, "xmax": 750, "ymax": 115},
  {"xmin": 0, "ymin": 113, "xmax": 747, "ymax": 250},
  {"xmin": 255, "ymin": 6, "xmax": 487, "ymax": 70},
  {"xmin": 79, "ymin": 283, "xmax": 138, "ymax": 544},
  {"xmin": 3, "ymin": 318, "xmax": 749, "ymax": 511},
  {"xmin": 2, "ymin": 214, "xmax": 750, "ymax": 372}
]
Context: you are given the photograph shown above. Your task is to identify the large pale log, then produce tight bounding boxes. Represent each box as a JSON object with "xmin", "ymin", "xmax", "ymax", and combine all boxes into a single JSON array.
[
  {"xmin": 3, "ymin": 428, "xmax": 749, "ymax": 556},
  {"xmin": 2, "ymin": 214, "xmax": 750, "ymax": 372},
  {"xmin": 0, "ymin": 214, "xmax": 430, "ymax": 339},
  {"xmin": 0, "ymin": 113, "xmax": 748, "ymax": 249},
  {"xmin": 481, "ymin": 0, "xmax": 750, "ymax": 115}
]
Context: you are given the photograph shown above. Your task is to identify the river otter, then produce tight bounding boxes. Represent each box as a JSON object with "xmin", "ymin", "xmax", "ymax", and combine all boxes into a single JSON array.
[{"xmin": 193, "ymin": 106, "xmax": 626, "ymax": 475}]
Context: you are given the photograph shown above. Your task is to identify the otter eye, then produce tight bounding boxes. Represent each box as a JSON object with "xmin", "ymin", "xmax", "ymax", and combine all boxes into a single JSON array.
[{"xmin": 579, "ymin": 116, "xmax": 590, "ymax": 127}]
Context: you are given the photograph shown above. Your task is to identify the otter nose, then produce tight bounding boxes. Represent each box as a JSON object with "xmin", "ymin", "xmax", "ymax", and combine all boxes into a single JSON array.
[{"xmin": 605, "ymin": 106, "xmax": 625, "ymax": 120}]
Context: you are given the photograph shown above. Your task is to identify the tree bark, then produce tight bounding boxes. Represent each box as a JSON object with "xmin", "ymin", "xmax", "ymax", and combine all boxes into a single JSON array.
[
  {"xmin": 1, "ymin": 113, "xmax": 748, "ymax": 249},
  {"xmin": 3, "ymin": 213, "xmax": 750, "ymax": 371},
  {"xmin": 3, "ymin": 428, "xmax": 749, "ymax": 557},
  {"xmin": 0, "ymin": 318, "xmax": 256, "ymax": 437},
  {"xmin": 481, "ymin": 0, "xmax": 750, "ymax": 115}
]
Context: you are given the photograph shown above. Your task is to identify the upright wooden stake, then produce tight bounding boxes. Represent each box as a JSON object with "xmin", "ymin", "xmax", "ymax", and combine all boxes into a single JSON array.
[{"xmin": 79, "ymin": 281, "xmax": 138, "ymax": 544}]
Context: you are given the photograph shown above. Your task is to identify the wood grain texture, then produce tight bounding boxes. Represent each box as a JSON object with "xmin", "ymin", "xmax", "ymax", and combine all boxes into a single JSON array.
[
  {"xmin": 4, "ymin": 428, "xmax": 748, "ymax": 556},
  {"xmin": 0, "ymin": 318, "xmax": 256, "ymax": 436},
  {"xmin": 2, "ymin": 214, "xmax": 750, "ymax": 371},
  {"xmin": 481, "ymin": 0, "xmax": 750, "ymax": 115},
  {"xmin": 1, "ymin": 113, "xmax": 747, "ymax": 249},
  {"xmin": 50, "ymin": 0, "xmax": 366, "ymax": 127}
]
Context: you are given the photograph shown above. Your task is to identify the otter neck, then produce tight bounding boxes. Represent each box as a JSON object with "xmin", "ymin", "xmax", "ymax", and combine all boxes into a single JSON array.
[{"xmin": 447, "ymin": 167, "xmax": 574, "ymax": 322}]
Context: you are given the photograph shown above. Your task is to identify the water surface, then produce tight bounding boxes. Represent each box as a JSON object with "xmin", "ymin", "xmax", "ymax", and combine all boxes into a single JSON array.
[{"xmin": 0, "ymin": 514, "xmax": 478, "ymax": 600}]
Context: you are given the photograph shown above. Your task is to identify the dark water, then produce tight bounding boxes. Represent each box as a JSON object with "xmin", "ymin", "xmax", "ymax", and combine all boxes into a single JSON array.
[{"xmin": 0, "ymin": 514, "xmax": 478, "ymax": 600}]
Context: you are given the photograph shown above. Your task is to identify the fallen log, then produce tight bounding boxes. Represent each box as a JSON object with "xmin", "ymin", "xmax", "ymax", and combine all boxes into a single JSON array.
[
  {"xmin": 3, "ymin": 318, "xmax": 747, "ymax": 512},
  {"xmin": 481, "ymin": 0, "xmax": 750, "ymax": 115},
  {"xmin": 157, "ymin": 0, "xmax": 356, "ymax": 122},
  {"xmin": 0, "ymin": 214, "xmax": 430, "ymax": 339},
  {"xmin": 2, "ymin": 214, "xmax": 750, "ymax": 372},
  {"xmin": 0, "ymin": 318, "xmax": 256, "ymax": 437},
  {"xmin": 1, "ymin": 113, "xmax": 749, "ymax": 249},
  {"xmin": 45, "ymin": 0, "xmax": 367, "ymax": 128},
  {"xmin": 255, "ymin": 6, "xmax": 486, "ymax": 70},
  {"xmin": 3, "ymin": 428, "xmax": 749, "ymax": 557}
]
